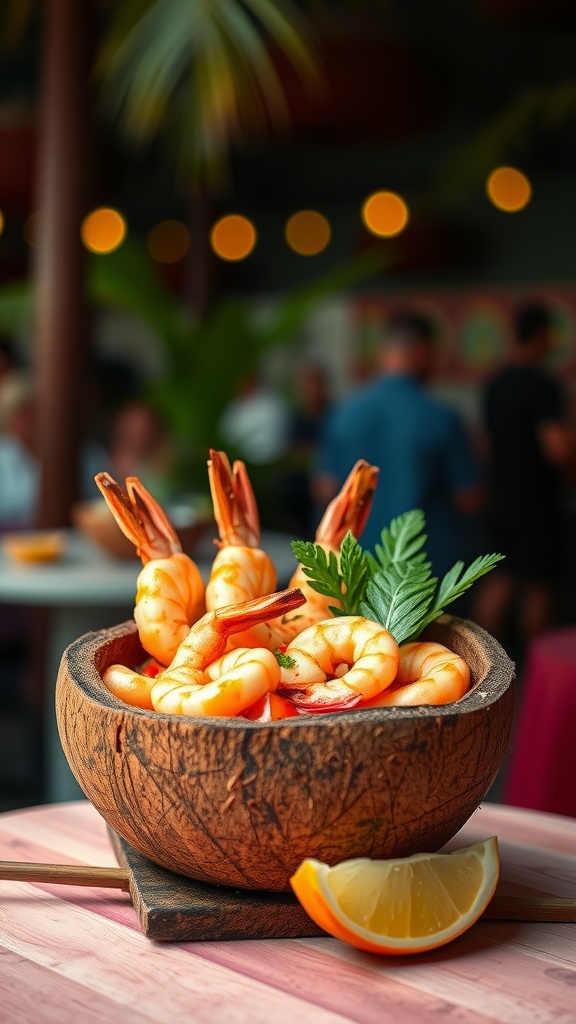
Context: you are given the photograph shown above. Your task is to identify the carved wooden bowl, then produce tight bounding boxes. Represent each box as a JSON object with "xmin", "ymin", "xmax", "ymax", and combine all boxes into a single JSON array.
[{"xmin": 56, "ymin": 616, "xmax": 515, "ymax": 892}]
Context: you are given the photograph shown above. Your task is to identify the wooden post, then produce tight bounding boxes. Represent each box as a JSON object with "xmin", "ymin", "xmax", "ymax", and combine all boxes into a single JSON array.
[{"xmin": 32, "ymin": 0, "xmax": 91, "ymax": 527}]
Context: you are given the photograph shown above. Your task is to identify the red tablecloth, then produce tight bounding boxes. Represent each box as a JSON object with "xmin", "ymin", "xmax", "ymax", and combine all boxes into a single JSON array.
[{"xmin": 504, "ymin": 625, "xmax": 576, "ymax": 817}]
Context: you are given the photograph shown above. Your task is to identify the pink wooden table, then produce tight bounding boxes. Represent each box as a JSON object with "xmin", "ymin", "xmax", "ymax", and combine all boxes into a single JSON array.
[{"xmin": 1, "ymin": 800, "xmax": 575, "ymax": 1023}]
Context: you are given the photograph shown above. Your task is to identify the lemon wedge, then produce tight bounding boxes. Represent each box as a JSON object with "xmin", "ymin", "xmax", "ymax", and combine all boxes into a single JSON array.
[
  {"xmin": 290, "ymin": 836, "xmax": 500, "ymax": 955},
  {"xmin": 3, "ymin": 531, "xmax": 65, "ymax": 563}
]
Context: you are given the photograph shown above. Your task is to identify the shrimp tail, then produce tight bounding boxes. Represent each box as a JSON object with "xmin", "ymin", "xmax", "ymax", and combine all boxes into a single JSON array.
[
  {"xmin": 213, "ymin": 587, "xmax": 306, "ymax": 635},
  {"xmin": 208, "ymin": 449, "xmax": 260, "ymax": 548},
  {"xmin": 168, "ymin": 587, "xmax": 307, "ymax": 670},
  {"xmin": 315, "ymin": 459, "xmax": 379, "ymax": 547},
  {"xmin": 95, "ymin": 471, "xmax": 181, "ymax": 562}
]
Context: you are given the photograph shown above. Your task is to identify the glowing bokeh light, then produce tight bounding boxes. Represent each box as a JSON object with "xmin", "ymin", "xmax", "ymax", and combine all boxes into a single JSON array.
[
  {"xmin": 147, "ymin": 219, "xmax": 191, "ymax": 263},
  {"xmin": 81, "ymin": 207, "xmax": 126, "ymax": 253},
  {"xmin": 362, "ymin": 191, "xmax": 409, "ymax": 237},
  {"xmin": 486, "ymin": 167, "xmax": 531, "ymax": 212},
  {"xmin": 210, "ymin": 214, "xmax": 256, "ymax": 261},
  {"xmin": 0, "ymin": 210, "xmax": 4, "ymax": 236},
  {"xmin": 285, "ymin": 210, "xmax": 331, "ymax": 255}
]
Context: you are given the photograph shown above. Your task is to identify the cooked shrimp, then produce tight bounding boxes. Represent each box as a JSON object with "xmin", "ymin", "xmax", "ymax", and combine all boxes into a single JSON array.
[
  {"xmin": 205, "ymin": 450, "xmax": 285, "ymax": 649},
  {"xmin": 206, "ymin": 449, "xmax": 277, "ymax": 607},
  {"xmin": 95, "ymin": 472, "xmax": 205, "ymax": 666},
  {"xmin": 103, "ymin": 586, "xmax": 306, "ymax": 714},
  {"xmin": 284, "ymin": 458, "xmax": 379, "ymax": 630},
  {"xmin": 360, "ymin": 641, "xmax": 471, "ymax": 708},
  {"xmin": 277, "ymin": 615, "xmax": 399, "ymax": 712},
  {"xmin": 206, "ymin": 451, "xmax": 379, "ymax": 648},
  {"xmin": 151, "ymin": 647, "xmax": 280, "ymax": 717}
]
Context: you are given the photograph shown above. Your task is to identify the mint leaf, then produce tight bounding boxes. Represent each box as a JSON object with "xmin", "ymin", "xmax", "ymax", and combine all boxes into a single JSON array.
[
  {"xmin": 373, "ymin": 509, "xmax": 429, "ymax": 569},
  {"xmin": 291, "ymin": 512, "xmax": 505, "ymax": 643},
  {"xmin": 403, "ymin": 552, "xmax": 506, "ymax": 642},
  {"xmin": 360, "ymin": 563, "xmax": 437, "ymax": 644}
]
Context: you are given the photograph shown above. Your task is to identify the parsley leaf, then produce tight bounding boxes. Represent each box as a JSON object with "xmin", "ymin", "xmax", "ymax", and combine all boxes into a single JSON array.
[
  {"xmin": 291, "ymin": 532, "xmax": 368, "ymax": 615},
  {"xmin": 291, "ymin": 539, "xmax": 347, "ymax": 616},
  {"xmin": 274, "ymin": 650, "xmax": 296, "ymax": 669}
]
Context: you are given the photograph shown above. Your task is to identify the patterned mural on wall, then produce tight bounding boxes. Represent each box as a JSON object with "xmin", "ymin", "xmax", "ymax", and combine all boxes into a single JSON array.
[{"xmin": 354, "ymin": 285, "xmax": 576, "ymax": 386}]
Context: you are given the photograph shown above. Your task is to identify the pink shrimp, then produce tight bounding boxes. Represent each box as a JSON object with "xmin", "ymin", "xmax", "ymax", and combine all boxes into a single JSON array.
[
  {"xmin": 206, "ymin": 450, "xmax": 378, "ymax": 648},
  {"xmin": 277, "ymin": 615, "xmax": 399, "ymax": 712},
  {"xmin": 206, "ymin": 449, "xmax": 277, "ymax": 608},
  {"xmin": 360, "ymin": 641, "xmax": 471, "ymax": 708},
  {"xmin": 95, "ymin": 472, "xmax": 205, "ymax": 666},
  {"xmin": 103, "ymin": 587, "xmax": 306, "ymax": 714},
  {"xmin": 283, "ymin": 458, "xmax": 379, "ymax": 631},
  {"xmin": 204, "ymin": 450, "xmax": 281, "ymax": 649}
]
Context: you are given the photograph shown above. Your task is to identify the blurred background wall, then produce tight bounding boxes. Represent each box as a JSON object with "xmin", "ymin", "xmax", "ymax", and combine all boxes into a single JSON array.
[
  {"xmin": 1, "ymin": 0, "xmax": 576, "ymax": 810},
  {"xmin": 1, "ymin": 0, "xmax": 575, "ymax": 497}
]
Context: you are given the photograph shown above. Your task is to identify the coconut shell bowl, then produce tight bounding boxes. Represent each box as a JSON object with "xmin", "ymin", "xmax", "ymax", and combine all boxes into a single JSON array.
[{"xmin": 56, "ymin": 616, "xmax": 515, "ymax": 893}]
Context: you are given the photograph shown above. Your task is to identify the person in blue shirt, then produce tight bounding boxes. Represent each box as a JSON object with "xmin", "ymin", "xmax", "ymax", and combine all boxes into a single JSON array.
[{"xmin": 312, "ymin": 311, "xmax": 483, "ymax": 578}]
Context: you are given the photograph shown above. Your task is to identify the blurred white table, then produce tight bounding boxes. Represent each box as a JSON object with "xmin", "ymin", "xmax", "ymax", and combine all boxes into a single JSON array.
[{"xmin": 0, "ymin": 528, "xmax": 297, "ymax": 803}]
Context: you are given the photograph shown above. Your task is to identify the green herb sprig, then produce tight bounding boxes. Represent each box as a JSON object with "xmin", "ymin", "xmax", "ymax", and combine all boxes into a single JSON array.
[
  {"xmin": 290, "ymin": 510, "xmax": 504, "ymax": 645},
  {"xmin": 274, "ymin": 649, "xmax": 296, "ymax": 669},
  {"xmin": 292, "ymin": 531, "xmax": 368, "ymax": 616}
]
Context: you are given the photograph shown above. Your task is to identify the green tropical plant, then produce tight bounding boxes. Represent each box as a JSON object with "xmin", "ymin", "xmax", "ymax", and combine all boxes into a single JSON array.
[{"xmin": 0, "ymin": 239, "xmax": 389, "ymax": 485}]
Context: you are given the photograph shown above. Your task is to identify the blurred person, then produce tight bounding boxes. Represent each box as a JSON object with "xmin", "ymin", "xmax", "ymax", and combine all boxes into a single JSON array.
[
  {"xmin": 312, "ymin": 312, "xmax": 483, "ymax": 577},
  {"xmin": 0, "ymin": 369, "xmax": 108, "ymax": 528},
  {"xmin": 218, "ymin": 371, "xmax": 294, "ymax": 532},
  {"xmin": 0, "ymin": 370, "xmax": 38, "ymax": 529},
  {"xmin": 472, "ymin": 302, "xmax": 576, "ymax": 647},
  {"xmin": 290, "ymin": 362, "xmax": 331, "ymax": 454},
  {"xmin": 108, "ymin": 397, "xmax": 178, "ymax": 505},
  {"xmin": 218, "ymin": 371, "xmax": 292, "ymax": 467},
  {"xmin": 0, "ymin": 371, "xmax": 38, "ymax": 662},
  {"xmin": 283, "ymin": 362, "xmax": 333, "ymax": 536}
]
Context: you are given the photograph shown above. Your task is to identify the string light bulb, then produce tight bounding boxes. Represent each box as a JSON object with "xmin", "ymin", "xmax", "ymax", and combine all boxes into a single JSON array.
[
  {"xmin": 486, "ymin": 167, "xmax": 531, "ymax": 212},
  {"xmin": 362, "ymin": 191, "xmax": 409, "ymax": 237},
  {"xmin": 210, "ymin": 214, "xmax": 256, "ymax": 261},
  {"xmin": 81, "ymin": 208, "xmax": 126, "ymax": 253}
]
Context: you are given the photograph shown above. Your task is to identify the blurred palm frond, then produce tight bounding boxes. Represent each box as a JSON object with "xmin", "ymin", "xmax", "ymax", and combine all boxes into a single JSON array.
[{"xmin": 95, "ymin": 0, "xmax": 323, "ymax": 187}]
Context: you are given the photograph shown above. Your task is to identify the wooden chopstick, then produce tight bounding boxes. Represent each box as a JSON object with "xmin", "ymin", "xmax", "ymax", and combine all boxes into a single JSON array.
[
  {"xmin": 0, "ymin": 861, "xmax": 131, "ymax": 890},
  {"xmin": 483, "ymin": 894, "xmax": 576, "ymax": 923},
  {"xmin": 1, "ymin": 863, "xmax": 575, "ymax": 921}
]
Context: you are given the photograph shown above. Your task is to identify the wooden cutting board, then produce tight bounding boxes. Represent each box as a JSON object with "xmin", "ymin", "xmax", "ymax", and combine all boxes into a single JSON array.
[{"xmin": 108, "ymin": 828, "xmax": 324, "ymax": 942}]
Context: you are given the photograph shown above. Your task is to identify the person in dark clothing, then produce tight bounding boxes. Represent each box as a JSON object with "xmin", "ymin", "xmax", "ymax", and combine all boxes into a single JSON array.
[{"xmin": 472, "ymin": 302, "xmax": 575, "ymax": 646}]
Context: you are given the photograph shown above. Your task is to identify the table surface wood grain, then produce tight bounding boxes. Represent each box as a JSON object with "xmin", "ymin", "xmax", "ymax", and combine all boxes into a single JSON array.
[{"xmin": 1, "ymin": 800, "xmax": 575, "ymax": 1024}]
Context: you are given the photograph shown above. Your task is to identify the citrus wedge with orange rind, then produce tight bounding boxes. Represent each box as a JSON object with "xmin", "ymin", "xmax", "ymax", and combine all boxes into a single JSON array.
[
  {"xmin": 2, "ymin": 531, "xmax": 65, "ymax": 563},
  {"xmin": 290, "ymin": 836, "xmax": 500, "ymax": 955}
]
